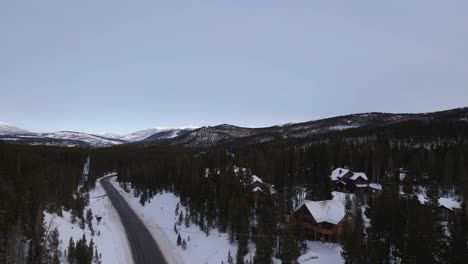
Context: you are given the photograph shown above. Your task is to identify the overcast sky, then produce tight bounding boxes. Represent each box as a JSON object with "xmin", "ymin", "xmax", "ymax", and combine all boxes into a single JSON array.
[{"xmin": 1, "ymin": 1, "xmax": 467, "ymax": 134}]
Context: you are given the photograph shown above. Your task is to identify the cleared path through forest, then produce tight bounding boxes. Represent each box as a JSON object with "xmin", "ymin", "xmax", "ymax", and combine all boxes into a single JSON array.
[{"xmin": 101, "ymin": 175, "xmax": 167, "ymax": 264}]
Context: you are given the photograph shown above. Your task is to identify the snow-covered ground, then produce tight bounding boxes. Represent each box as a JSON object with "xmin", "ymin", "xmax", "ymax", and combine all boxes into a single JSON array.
[
  {"xmin": 110, "ymin": 177, "xmax": 241, "ymax": 264},
  {"xmin": 44, "ymin": 177, "xmax": 133, "ymax": 264},
  {"xmin": 299, "ymin": 242, "xmax": 343, "ymax": 264}
]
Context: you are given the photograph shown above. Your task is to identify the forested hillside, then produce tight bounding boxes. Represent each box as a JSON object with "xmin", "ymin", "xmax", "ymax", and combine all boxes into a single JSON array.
[
  {"xmin": 90, "ymin": 131, "xmax": 468, "ymax": 263},
  {"xmin": 0, "ymin": 142, "xmax": 89, "ymax": 263}
]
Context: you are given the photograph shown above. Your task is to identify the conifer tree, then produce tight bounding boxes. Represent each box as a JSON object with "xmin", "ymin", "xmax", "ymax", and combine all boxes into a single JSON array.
[
  {"xmin": 279, "ymin": 226, "xmax": 301, "ymax": 264},
  {"xmin": 177, "ymin": 234, "xmax": 181, "ymax": 246},
  {"xmin": 67, "ymin": 237, "xmax": 75, "ymax": 264}
]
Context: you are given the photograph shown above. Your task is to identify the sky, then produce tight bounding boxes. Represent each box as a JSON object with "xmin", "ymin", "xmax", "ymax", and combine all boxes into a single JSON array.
[{"xmin": 1, "ymin": 1, "xmax": 467, "ymax": 134}]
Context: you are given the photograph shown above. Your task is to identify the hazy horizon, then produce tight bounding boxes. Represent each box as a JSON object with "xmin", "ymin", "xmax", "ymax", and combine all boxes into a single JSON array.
[{"xmin": 2, "ymin": 1, "xmax": 468, "ymax": 134}]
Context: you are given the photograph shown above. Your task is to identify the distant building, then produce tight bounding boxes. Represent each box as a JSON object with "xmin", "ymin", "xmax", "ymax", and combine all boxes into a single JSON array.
[
  {"xmin": 251, "ymin": 175, "xmax": 265, "ymax": 189},
  {"xmin": 399, "ymin": 168, "xmax": 408, "ymax": 181},
  {"xmin": 418, "ymin": 195, "xmax": 462, "ymax": 221},
  {"xmin": 330, "ymin": 168, "xmax": 369, "ymax": 192},
  {"xmin": 290, "ymin": 199, "xmax": 354, "ymax": 242},
  {"xmin": 251, "ymin": 175, "xmax": 266, "ymax": 207}
]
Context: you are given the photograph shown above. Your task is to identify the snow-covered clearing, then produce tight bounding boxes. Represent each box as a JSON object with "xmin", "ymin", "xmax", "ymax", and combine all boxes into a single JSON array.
[
  {"xmin": 110, "ymin": 177, "xmax": 241, "ymax": 264},
  {"xmin": 299, "ymin": 241, "xmax": 343, "ymax": 264},
  {"xmin": 44, "ymin": 176, "xmax": 133, "ymax": 264}
]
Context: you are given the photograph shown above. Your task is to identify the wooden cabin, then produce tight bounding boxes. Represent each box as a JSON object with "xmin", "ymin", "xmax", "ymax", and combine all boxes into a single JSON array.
[
  {"xmin": 251, "ymin": 175, "xmax": 266, "ymax": 207},
  {"xmin": 290, "ymin": 200, "xmax": 353, "ymax": 242},
  {"xmin": 251, "ymin": 175, "xmax": 266, "ymax": 189},
  {"xmin": 438, "ymin": 197, "xmax": 462, "ymax": 221},
  {"xmin": 331, "ymin": 168, "xmax": 369, "ymax": 192},
  {"xmin": 252, "ymin": 187, "xmax": 263, "ymax": 207}
]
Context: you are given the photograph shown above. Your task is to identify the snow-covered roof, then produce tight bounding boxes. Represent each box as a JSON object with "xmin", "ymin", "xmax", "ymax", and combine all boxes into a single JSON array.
[
  {"xmin": 350, "ymin": 172, "xmax": 368, "ymax": 181},
  {"xmin": 369, "ymin": 183, "xmax": 382, "ymax": 191},
  {"xmin": 355, "ymin": 184, "xmax": 368, "ymax": 188},
  {"xmin": 417, "ymin": 195, "xmax": 462, "ymax": 211},
  {"xmin": 251, "ymin": 175, "xmax": 263, "ymax": 183},
  {"xmin": 330, "ymin": 168, "xmax": 368, "ymax": 182},
  {"xmin": 252, "ymin": 187, "xmax": 263, "ymax": 192},
  {"xmin": 295, "ymin": 200, "xmax": 345, "ymax": 225},
  {"xmin": 330, "ymin": 168, "xmax": 350, "ymax": 181},
  {"xmin": 439, "ymin": 197, "xmax": 462, "ymax": 211}
]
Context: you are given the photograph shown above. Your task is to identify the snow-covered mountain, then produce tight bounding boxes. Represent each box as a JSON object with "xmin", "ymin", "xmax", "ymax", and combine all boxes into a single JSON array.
[
  {"xmin": 0, "ymin": 126, "xmax": 196, "ymax": 147},
  {"xmin": 155, "ymin": 107, "xmax": 468, "ymax": 147},
  {"xmin": 0, "ymin": 122, "xmax": 31, "ymax": 135},
  {"xmin": 35, "ymin": 131, "xmax": 128, "ymax": 147},
  {"xmin": 95, "ymin": 128, "xmax": 196, "ymax": 142},
  {"xmin": 1, "ymin": 107, "xmax": 467, "ymax": 148},
  {"xmin": 121, "ymin": 128, "xmax": 187, "ymax": 142}
]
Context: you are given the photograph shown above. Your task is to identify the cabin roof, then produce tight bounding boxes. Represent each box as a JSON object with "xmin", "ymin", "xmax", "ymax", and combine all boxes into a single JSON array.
[
  {"xmin": 252, "ymin": 186, "xmax": 263, "ymax": 192},
  {"xmin": 355, "ymin": 184, "xmax": 369, "ymax": 188},
  {"xmin": 417, "ymin": 195, "xmax": 462, "ymax": 211},
  {"xmin": 330, "ymin": 168, "xmax": 351, "ymax": 181},
  {"xmin": 369, "ymin": 183, "xmax": 382, "ymax": 190},
  {"xmin": 251, "ymin": 175, "xmax": 263, "ymax": 184},
  {"xmin": 330, "ymin": 168, "xmax": 368, "ymax": 182},
  {"xmin": 350, "ymin": 172, "xmax": 368, "ymax": 181},
  {"xmin": 295, "ymin": 200, "xmax": 345, "ymax": 225}
]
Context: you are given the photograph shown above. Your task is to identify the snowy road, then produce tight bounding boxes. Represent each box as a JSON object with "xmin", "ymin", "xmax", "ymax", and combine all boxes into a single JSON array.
[{"xmin": 101, "ymin": 176, "xmax": 167, "ymax": 264}]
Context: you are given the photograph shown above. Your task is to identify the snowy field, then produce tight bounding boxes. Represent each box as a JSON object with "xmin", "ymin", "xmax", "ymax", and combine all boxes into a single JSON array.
[{"xmin": 44, "ymin": 176, "xmax": 133, "ymax": 264}]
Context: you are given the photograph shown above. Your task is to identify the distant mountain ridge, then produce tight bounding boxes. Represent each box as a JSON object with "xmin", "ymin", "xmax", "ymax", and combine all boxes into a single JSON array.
[
  {"xmin": 1, "ymin": 107, "xmax": 467, "ymax": 148},
  {"xmin": 145, "ymin": 107, "xmax": 468, "ymax": 148},
  {"xmin": 0, "ymin": 122, "xmax": 31, "ymax": 135},
  {"xmin": 0, "ymin": 125, "xmax": 196, "ymax": 147}
]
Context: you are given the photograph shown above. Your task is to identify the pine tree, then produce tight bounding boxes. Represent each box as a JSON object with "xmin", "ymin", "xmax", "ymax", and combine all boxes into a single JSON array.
[
  {"xmin": 184, "ymin": 212, "xmax": 190, "ymax": 228},
  {"xmin": 178, "ymin": 211, "xmax": 184, "ymax": 226},
  {"xmin": 86, "ymin": 209, "xmax": 94, "ymax": 235},
  {"xmin": 448, "ymin": 202, "xmax": 467, "ymax": 264},
  {"xmin": 402, "ymin": 173, "xmax": 414, "ymax": 195},
  {"xmin": 367, "ymin": 176, "xmax": 402, "ymax": 264},
  {"xmin": 426, "ymin": 183, "xmax": 449, "ymax": 263},
  {"xmin": 94, "ymin": 248, "xmax": 100, "ymax": 264},
  {"xmin": 67, "ymin": 237, "xmax": 75, "ymax": 264},
  {"xmin": 401, "ymin": 195, "xmax": 421, "ymax": 264},
  {"xmin": 227, "ymin": 250, "xmax": 234, "ymax": 264},
  {"xmin": 279, "ymin": 226, "xmax": 301, "ymax": 264},
  {"xmin": 177, "ymin": 234, "xmax": 181, "ymax": 246},
  {"xmin": 49, "ymin": 228, "xmax": 61, "ymax": 264},
  {"xmin": 341, "ymin": 198, "xmax": 366, "ymax": 264}
]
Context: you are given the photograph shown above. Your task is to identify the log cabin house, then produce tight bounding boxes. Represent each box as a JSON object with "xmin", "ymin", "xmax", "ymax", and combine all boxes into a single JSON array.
[
  {"xmin": 290, "ymin": 199, "xmax": 353, "ymax": 242},
  {"xmin": 251, "ymin": 175, "xmax": 266, "ymax": 207},
  {"xmin": 331, "ymin": 168, "xmax": 369, "ymax": 192}
]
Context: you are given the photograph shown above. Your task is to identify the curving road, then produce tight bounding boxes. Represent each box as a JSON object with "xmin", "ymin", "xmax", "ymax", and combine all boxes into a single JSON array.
[{"xmin": 101, "ymin": 176, "xmax": 167, "ymax": 264}]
